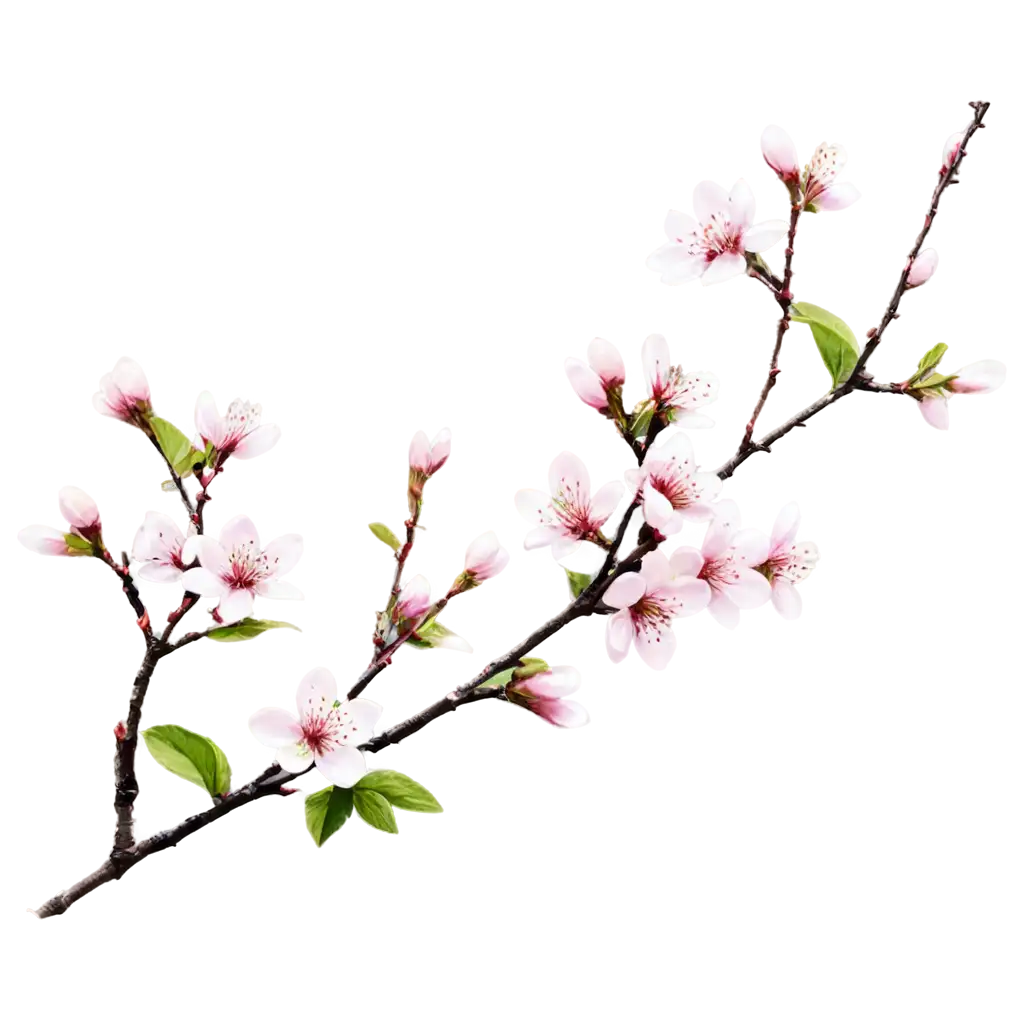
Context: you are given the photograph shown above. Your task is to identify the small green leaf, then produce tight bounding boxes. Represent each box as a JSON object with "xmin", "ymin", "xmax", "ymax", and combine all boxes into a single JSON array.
[
  {"xmin": 913, "ymin": 342, "xmax": 950, "ymax": 385},
  {"xmin": 791, "ymin": 302, "xmax": 861, "ymax": 389},
  {"xmin": 564, "ymin": 568, "xmax": 594, "ymax": 599},
  {"xmin": 206, "ymin": 618, "xmax": 301, "ymax": 642},
  {"xmin": 63, "ymin": 533, "xmax": 94, "ymax": 553},
  {"xmin": 478, "ymin": 666, "xmax": 516, "ymax": 690},
  {"xmin": 150, "ymin": 416, "xmax": 203, "ymax": 478},
  {"xmin": 513, "ymin": 657, "xmax": 549, "ymax": 680},
  {"xmin": 369, "ymin": 522, "xmax": 401, "ymax": 551},
  {"xmin": 353, "ymin": 789, "xmax": 399, "ymax": 833},
  {"xmin": 630, "ymin": 402, "xmax": 656, "ymax": 439},
  {"xmin": 401, "ymin": 614, "xmax": 446, "ymax": 647},
  {"xmin": 356, "ymin": 770, "xmax": 443, "ymax": 813},
  {"xmin": 304, "ymin": 785, "xmax": 354, "ymax": 847},
  {"xmin": 914, "ymin": 373, "xmax": 957, "ymax": 390},
  {"xmin": 142, "ymin": 724, "xmax": 231, "ymax": 796}
]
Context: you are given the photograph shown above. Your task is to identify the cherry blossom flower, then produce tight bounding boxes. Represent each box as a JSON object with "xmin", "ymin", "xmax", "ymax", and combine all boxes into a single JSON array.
[
  {"xmin": 761, "ymin": 125, "xmax": 801, "ymax": 184},
  {"xmin": 180, "ymin": 514, "xmax": 302, "ymax": 623},
  {"xmin": 801, "ymin": 141, "xmax": 860, "ymax": 212},
  {"xmin": 750, "ymin": 503, "xmax": 819, "ymax": 620},
  {"xmin": 194, "ymin": 393, "xmax": 280, "ymax": 461},
  {"xmin": 18, "ymin": 486, "xmax": 103, "ymax": 556},
  {"xmin": 454, "ymin": 532, "xmax": 509, "ymax": 589},
  {"xmin": 409, "ymin": 428, "xmax": 451, "ymax": 477},
  {"xmin": 131, "ymin": 512, "xmax": 198, "ymax": 583},
  {"xmin": 13, "ymin": 520, "xmax": 81, "ymax": 561},
  {"xmin": 642, "ymin": 334, "xmax": 719, "ymax": 428},
  {"xmin": 907, "ymin": 249, "xmax": 938, "ymax": 288},
  {"xmin": 625, "ymin": 432, "xmax": 721, "ymax": 535},
  {"xmin": 93, "ymin": 357, "xmax": 152, "ymax": 425},
  {"xmin": 603, "ymin": 550, "xmax": 709, "ymax": 669},
  {"xmin": 56, "ymin": 481, "xmax": 103, "ymax": 540},
  {"xmin": 647, "ymin": 180, "xmax": 786, "ymax": 286},
  {"xmin": 249, "ymin": 667, "xmax": 382, "ymax": 786},
  {"xmin": 671, "ymin": 500, "xmax": 771, "ymax": 629},
  {"xmin": 515, "ymin": 452, "xmax": 624, "ymax": 559},
  {"xmin": 564, "ymin": 338, "xmax": 626, "ymax": 414},
  {"xmin": 393, "ymin": 574, "xmax": 432, "ymax": 628},
  {"xmin": 506, "ymin": 666, "xmax": 589, "ymax": 727}
]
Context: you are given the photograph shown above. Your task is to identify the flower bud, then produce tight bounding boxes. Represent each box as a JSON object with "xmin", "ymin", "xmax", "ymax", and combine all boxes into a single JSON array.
[
  {"xmin": 93, "ymin": 357, "xmax": 152, "ymax": 427},
  {"xmin": 760, "ymin": 124, "xmax": 800, "ymax": 183},
  {"xmin": 906, "ymin": 248, "xmax": 938, "ymax": 288},
  {"xmin": 58, "ymin": 486, "xmax": 101, "ymax": 534},
  {"xmin": 459, "ymin": 531, "xmax": 509, "ymax": 588},
  {"xmin": 942, "ymin": 132, "xmax": 965, "ymax": 174},
  {"xmin": 506, "ymin": 666, "xmax": 589, "ymax": 728},
  {"xmin": 407, "ymin": 428, "xmax": 456, "ymax": 483},
  {"xmin": 946, "ymin": 360, "xmax": 1006, "ymax": 394},
  {"xmin": 393, "ymin": 574, "xmax": 432, "ymax": 627}
]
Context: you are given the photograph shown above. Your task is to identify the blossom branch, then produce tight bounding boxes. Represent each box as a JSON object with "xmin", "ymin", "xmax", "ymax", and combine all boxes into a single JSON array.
[
  {"xmin": 849, "ymin": 101, "xmax": 989, "ymax": 380},
  {"xmin": 737, "ymin": 200, "xmax": 801, "ymax": 454}
]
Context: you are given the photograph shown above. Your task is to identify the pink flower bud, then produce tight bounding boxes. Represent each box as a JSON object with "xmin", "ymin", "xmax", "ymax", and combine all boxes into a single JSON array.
[
  {"xmin": 506, "ymin": 666, "xmax": 589, "ymax": 728},
  {"xmin": 906, "ymin": 248, "xmax": 938, "ymax": 288},
  {"xmin": 93, "ymin": 357, "xmax": 152, "ymax": 425},
  {"xmin": 918, "ymin": 394, "xmax": 949, "ymax": 430},
  {"xmin": 942, "ymin": 132, "xmax": 965, "ymax": 174},
  {"xmin": 947, "ymin": 360, "xmax": 1006, "ymax": 394},
  {"xmin": 587, "ymin": 338, "xmax": 625, "ymax": 387},
  {"xmin": 409, "ymin": 429, "xmax": 451, "ymax": 476},
  {"xmin": 463, "ymin": 531, "xmax": 509, "ymax": 581},
  {"xmin": 564, "ymin": 358, "xmax": 608, "ymax": 411},
  {"xmin": 760, "ymin": 124, "xmax": 800, "ymax": 182},
  {"xmin": 58, "ymin": 486, "xmax": 101, "ymax": 535},
  {"xmin": 17, "ymin": 525, "xmax": 76, "ymax": 556},
  {"xmin": 394, "ymin": 575, "xmax": 432, "ymax": 625}
]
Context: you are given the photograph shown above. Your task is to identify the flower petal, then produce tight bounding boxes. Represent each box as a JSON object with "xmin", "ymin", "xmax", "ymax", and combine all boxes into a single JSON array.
[
  {"xmin": 537, "ymin": 698, "xmax": 589, "ymax": 728},
  {"xmin": 708, "ymin": 590, "xmax": 740, "ymax": 629},
  {"xmin": 316, "ymin": 744, "xmax": 367, "ymax": 788},
  {"xmin": 771, "ymin": 502, "xmax": 801, "ymax": 551},
  {"xmin": 515, "ymin": 488, "xmax": 553, "ymax": 525},
  {"xmin": 725, "ymin": 567, "xmax": 772, "ymax": 610},
  {"xmin": 17, "ymin": 525, "xmax": 69, "ymax": 555},
  {"xmin": 523, "ymin": 525, "xmax": 559, "ymax": 550},
  {"xmin": 255, "ymin": 578, "xmax": 303, "ymax": 600},
  {"xmin": 813, "ymin": 183, "xmax": 861, "ymax": 211},
  {"xmin": 276, "ymin": 742, "xmax": 314, "ymax": 773},
  {"xmin": 548, "ymin": 451, "xmax": 591, "ymax": 504},
  {"xmin": 700, "ymin": 252, "xmax": 747, "ymax": 285},
  {"xmin": 692, "ymin": 180, "xmax": 730, "ymax": 223},
  {"xmin": 232, "ymin": 423, "xmax": 281, "ymax": 459},
  {"xmin": 180, "ymin": 566, "xmax": 227, "ymax": 597},
  {"xmin": 728, "ymin": 178, "xmax": 756, "ymax": 229},
  {"xmin": 742, "ymin": 220, "xmax": 787, "ymax": 253},
  {"xmin": 249, "ymin": 707, "xmax": 302, "ymax": 747},
  {"xmin": 663, "ymin": 209, "xmax": 697, "ymax": 241},
  {"xmin": 948, "ymin": 360, "xmax": 1006, "ymax": 394},
  {"xmin": 262, "ymin": 533, "xmax": 303, "ymax": 577},
  {"xmin": 669, "ymin": 546, "xmax": 704, "ymax": 578},
  {"xmin": 217, "ymin": 587, "xmax": 254, "ymax": 624},
  {"xmin": 918, "ymin": 395, "xmax": 949, "ymax": 430},
  {"xmin": 605, "ymin": 610, "xmax": 633, "ymax": 662},
  {"xmin": 642, "ymin": 333, "xmax": 671, "ymax": 395},
  {"xmin": 761, "ymin": 125, "xmax": 799, "ymax": 178},
  {"xmin": 526, "ymin": 666, "xmax": 582, "ymax": 699},
  {"xmin": 635, "ymin": 620, "xmax": 677, "ymax": 670},
  {"xmin": 603, "ymin": 572, "xmax": 646, "ymax": 610},
  {"xmin": 590, "ymin": 480, "xmax": 625, "ymax": 525},
  {"xmin": 295, "ymin": 666, "xmax": 338, "ymax": 717},
  {"xmin": 219, "ymin": 514, "xmax": 260, "ymax": 554},
  {"xmin": 771, "ymin": 579, "xmax": 802, "ymax": 620},
  {"xmin": 337, "ymin": 697, "xmax": 383, "ymax": 740},
  {"xmin": 194, "ymin": 391, "xmax": 223, "ymax": 446}
]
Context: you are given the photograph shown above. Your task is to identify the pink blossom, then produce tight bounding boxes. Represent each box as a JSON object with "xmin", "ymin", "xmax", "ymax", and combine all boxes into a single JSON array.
[
  {"xmin": 132, "ymin": 512, "xmax": 198, "ymax": 583},
  {"xmin": 13, "ymin": 520, "xmax": 80, "ymax": 561},
  {"xmin": 801, "ymin": 141, "xmax": 860, "ymax": 212},
  {"xmin": 249, "ymin": 667, "xmax": 382, "ymax": 786},
  {"xmin": 917, "ymin": 360, "xmax": 1006, "ymax": 430},
  {"xmin": 93, "ymin": 357, "xmax": 152, "ymax": 425},
  {"xmin": 564, "ymin": 338, "xmax": 626, "ymax": 413},
  {"xmin": 906, "ymin": 249, "xmax": 938, "ymax": 288},
  {"xmin": 180, "ymin": 514, "xmax": 302, "ymax": 623},
  {"xmin": 463, "ymin": 531, "xmax": 510, "ymax": 582},
  {"xmin": 625, "ymin": 433, "xmax": 721, "ymax": 536},
  {"xmin": 515, "ymin": 452, "xmax": 624, "ymax": 559},
  {"xmin": 750, "ymin": 503, "xmax": 819, "ymax": 620},
  {"xmin": 18, "ymin": 486, "xmax": 103, "ymax": 556},
  {"xmin": 56, "ymin": 483, "xmax": 103, "ymax": 540},
  {"xmin": 671, "ymin": 500, "xmax": 772, "ymax": 630},
  {"xmin": 195, "ymin": 393, "xmax": 280, "ymax": 461},
  {"xmin": 393, "ymin": 574, "xmax": 432, "ymax": 628},
  {"xmin": 506, "ymin": 666, "xmax": 589, "ymax": 728},
  {"xmin": 647, "ymin": 180, "xmax": 786, "ymax": 286},
  {"xmin": 642, "ymin": 334, "xmax": 719, "ymax": 427},
  {"xmin": 603, "ymin": 550, "xmax": 709, "ymax": 669}
]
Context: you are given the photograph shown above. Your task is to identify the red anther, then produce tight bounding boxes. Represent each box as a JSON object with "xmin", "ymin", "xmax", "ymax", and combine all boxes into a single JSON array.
[
  {"xmin": 137, "ymin": 610, "xmax": 151, "ymax": 631},
  {"xmin": 114, "ymin": 721, "xmax": 127, "ymax": 742}
]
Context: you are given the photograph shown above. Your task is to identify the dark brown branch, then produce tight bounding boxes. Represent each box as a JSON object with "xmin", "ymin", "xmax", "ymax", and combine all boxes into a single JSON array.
[{"xmin": 145, "ymin": 432, "xmax": 195, "ymax": 519}]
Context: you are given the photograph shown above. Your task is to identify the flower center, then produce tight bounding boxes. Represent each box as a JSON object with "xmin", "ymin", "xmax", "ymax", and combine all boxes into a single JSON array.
[
  {"xmin": 699, "ymin": 556, "xmax": 740, "ymax": 592},
  {"xmin": 300, "ymin": 703, "xmax": 360, "ymax": 758},
  {"xmin": 688, "ymin": 213, "xmax": 743, "ymax": 262},
  {"xmin": 222, "ymin": 399, "xmax": 262, "ymax": 449},
  {"xmin": 804, "ymin": 143, "xmax": 842, "ymax": 203},
  {"xmin": 224, "ymin": 542, "xmax": 270, "ymax": 590},
  {"xmin": 551, "ymin": 480, "xmax": 593, "ymax": 537}
]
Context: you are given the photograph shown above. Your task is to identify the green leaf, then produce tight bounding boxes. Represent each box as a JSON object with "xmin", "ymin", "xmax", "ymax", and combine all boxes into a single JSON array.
[
  {"xmin": 791, "ymin": 302, "xmax": 861, "ymax": 389},
  {"xmin": 913, "ymin": 342, "xmax": 950, "ymax": 385},
  {"xmin": 369, "ymin": 522, "xmax": 401, "ymax": 551},
  {"xmin": 206, "ymin": 618, "xmax": 301, "ymax": 642},
  {"xmin": 629, "ymin": 402, "xmax": 656, "ymax": 439},
  {"xmin": 401, "ymin": 614, "xmax": 446, "ymax": 647},
  {"xmin": 353, "ymin": 789, "xmax": 399, "ymax": 833},
  {"xmin": 356, "ymin": 770, "xmax": 443, "ymax": 813},
  {"xmin": 513, "ymin": 657, "xmax": 549, "ymax": 680},
  {"xmin": 564, "ymin": 568, "xmax": 594, "ymax": 599},
  {"xmin": 63, "ymin": 532, "xmax": 94, "ymax": 553},
  {"xmin": 914, "ymin": 373, "xmax": 957, "ymax": 390},
  {"xmin": 142, "ymin": 724, "xmax": 231, "ymax": 796},
  {"xmin": 478, "ymin": 666, "xmax": 516, "ymax": 690},
  {"xmin": 150, "ymin": 416, "xmax": 203, "ymax": 478},
  {"xmin": 304, "ymin": 785, "xmax": 354, "ymax": 847}
]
